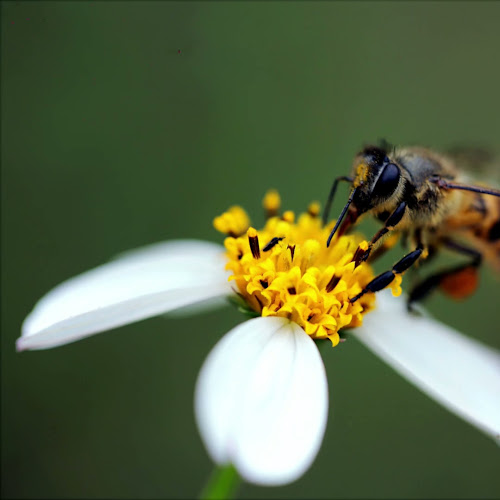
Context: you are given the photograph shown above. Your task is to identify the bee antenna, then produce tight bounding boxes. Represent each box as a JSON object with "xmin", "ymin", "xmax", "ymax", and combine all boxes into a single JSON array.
[
  {"xmin": 430, "ymin": 177, "xmax": 500, "ymax": 198},
  {"xmin": 326, "ymin": 187, "xmax": 357, "ymax": 247}
]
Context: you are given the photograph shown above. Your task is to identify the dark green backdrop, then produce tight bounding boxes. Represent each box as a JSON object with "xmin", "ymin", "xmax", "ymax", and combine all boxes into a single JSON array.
[{"xmin": 2, "ymin": 1, "xmax": 499, "ymax": 498}]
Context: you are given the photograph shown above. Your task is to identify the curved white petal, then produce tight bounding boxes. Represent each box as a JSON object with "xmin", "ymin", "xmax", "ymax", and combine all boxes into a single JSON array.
[
  {"xmin": 195, "ymin": 317, "xmax": 328, "ymax": 486},
  {"xmin": 19, "ymin": 240, "xmax": 232, "ymax": 351},
  {"xmin": 354, "ymin": 290, "xmax": 500, "ymax": 442}
]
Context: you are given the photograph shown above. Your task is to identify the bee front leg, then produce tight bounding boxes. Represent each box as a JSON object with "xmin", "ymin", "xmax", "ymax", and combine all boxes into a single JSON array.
[
  {"xmin": 350, "ymin": 246, "xmax": 423, "ymax": 304},
  {"xmin": 353, "ymin": 201, "xmax": 407, "ymax": 265}
]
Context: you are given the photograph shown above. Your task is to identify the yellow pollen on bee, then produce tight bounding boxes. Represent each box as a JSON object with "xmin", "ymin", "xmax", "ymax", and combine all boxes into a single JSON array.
[
  {"xmin": 214, "ymin": 193, "xmax": 379, "ymax": 346},
  {"xmin": 353, "ymin": 162, "xmax": 369, "ymax": 187}
]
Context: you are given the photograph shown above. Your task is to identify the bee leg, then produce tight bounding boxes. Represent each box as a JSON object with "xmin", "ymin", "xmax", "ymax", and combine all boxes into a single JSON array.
[
  {"xmin": 350, "ymin": 246, "xmax": 423, "ymax": 303},
  {"xmin": 366, "ymin": 234, "xmax": 397, "ymax": 263},
  {"xmin": 407, "ymin": 240, "xmax": 482, "ymax": 308},
  {"xmin": 353, "ymin": 201, "xmax": 407, "ymax": 264},
  {"xmin": 322, "ymin": 175, "xmax": 353, "ymax": 226}
]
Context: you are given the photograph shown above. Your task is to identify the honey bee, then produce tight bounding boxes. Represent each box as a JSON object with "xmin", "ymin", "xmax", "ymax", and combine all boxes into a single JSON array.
[{"xmin": 323, "ymin": 143, "xmax": 500, "ymax": 307}]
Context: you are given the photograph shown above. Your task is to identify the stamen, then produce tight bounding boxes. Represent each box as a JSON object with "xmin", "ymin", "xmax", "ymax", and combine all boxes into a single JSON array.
[
  {"xmin": 288, "ymin": 244, "xmax": 296, "ymax": 260},
  {"xmin": 325, "ymin": 275, "xmax": 340, "ymax": 293},
  {"xmin": 213, "ymin": 206, "xmax": 250, "ymax": 237},
  {"xmin": 353, "ymin": 241, "xmax": 369, "ymax": 267},
  {"xmin": 288, "ymin": 287, "xmax": 297, "ymax": 295},
  {"xmin": 263, "ymin": 189, "xmax": 281, "ymax": 218},
  {"xmin": 247, "ymin": 227, "xmax": 261, "ymax": 259},
  {"xmin": 307, "ymin": 201, "xmax": 320, "ymax": 217}
]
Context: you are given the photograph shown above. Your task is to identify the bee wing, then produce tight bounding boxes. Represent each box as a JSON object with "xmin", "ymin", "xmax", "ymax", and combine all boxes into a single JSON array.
[{"xmin": 446, "ymin": 145, "xmax": 500, "ymax": 184}]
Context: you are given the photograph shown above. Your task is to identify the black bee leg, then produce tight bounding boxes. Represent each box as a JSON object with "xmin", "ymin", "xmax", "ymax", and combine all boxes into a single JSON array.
[
  {"xmin": 407, "ymin": 240, "xmax": 482, "ymax": 309},
  {"xmin": 322, "ymin": 175, "xmax": 353, "ymax": 226},
  {"xmin": 365, "ymin": 234, "xmax": 398, "ymax": 263},
  {"xmin": 353, "ymin": 201, "xmax": 407, "ymax": 265},
  {"xmin": 350, "ymin": 246, "xmax": 423, "ymax": 303}
]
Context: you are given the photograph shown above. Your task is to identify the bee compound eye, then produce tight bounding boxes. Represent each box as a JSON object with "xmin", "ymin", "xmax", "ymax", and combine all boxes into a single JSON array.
[{"xmin": 372, "ymin": 162, "xmax": 400, "ymax": 199}]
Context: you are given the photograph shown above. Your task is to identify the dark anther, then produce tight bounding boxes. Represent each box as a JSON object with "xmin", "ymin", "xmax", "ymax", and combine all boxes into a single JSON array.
[
  {"xmin": 259, "ymin": 279, "xmax": 269, "ymax": 289},
  {"xmin": 248, "ymin": 234, "xmax": 261, "ymax": 259},
  {"xmin": 325, "ymin": 275, "xmax": 340, "ymax": 293},
  {"xmin": 288, "ymin": 287, "xmax": 297, "ymax": 295},
  {"xmin": 288, "ymin": 244, "xmax": 296, "ymax": 260},
  {"xmin": 263, "ymin": 237, "xmax": 284, "ymax": 252},
  {"xmin": 353, "ymin": 246, "xmax": 369, "ymax": 267}
]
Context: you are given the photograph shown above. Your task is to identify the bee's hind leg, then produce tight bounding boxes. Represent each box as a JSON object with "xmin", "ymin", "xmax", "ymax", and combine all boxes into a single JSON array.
[{"xmin": 407, "ymin": 239, "xmax": 482, "ymax": 310}]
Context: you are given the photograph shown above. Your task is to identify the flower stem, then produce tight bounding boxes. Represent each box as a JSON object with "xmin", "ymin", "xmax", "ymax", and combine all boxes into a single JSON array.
[{"xmin": 199, "ymin": 464, "xmax": 240, "ymax": 500}]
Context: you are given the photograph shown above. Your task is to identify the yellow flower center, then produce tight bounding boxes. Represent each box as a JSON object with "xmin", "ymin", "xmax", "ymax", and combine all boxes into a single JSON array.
[{"xmin": 214, "ymin": 191, "xmax": 402, "ymax": 346}]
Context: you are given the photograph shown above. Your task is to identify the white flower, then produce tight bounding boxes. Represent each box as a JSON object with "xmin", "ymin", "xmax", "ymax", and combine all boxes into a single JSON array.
[{"xmin": 18, "ymin": 238, "xmax": 500, "ymax": 486}]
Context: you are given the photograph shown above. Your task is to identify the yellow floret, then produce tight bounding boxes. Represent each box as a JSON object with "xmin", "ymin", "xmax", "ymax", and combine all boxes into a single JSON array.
[
  {"xmin": 213, "ymin": 206, "xmax": 250, "ymax": 237},
  {"xmin": 214, "ymin": 192, "xmax": 387, "ymax": 346},
  {"xmin": 263, "ymin": 189, "xmax": 281, "ymax": 216}
]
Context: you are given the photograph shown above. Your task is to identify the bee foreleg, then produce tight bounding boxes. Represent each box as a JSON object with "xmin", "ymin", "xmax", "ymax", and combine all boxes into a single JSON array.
[
  {"xmin": 354, "ymin": 201, "xmax": 407, "ymax": 265},
  {"xmin": 408, "ymin": 240, "xmax": 482, "ymax": 308},
  {"xmin": 322, "ymin": 175, "xmax": 353, "ymax": 226},
  {"xmin": 350, "ymin": 246, "xmax": 423, "ymax": 304},
  {"xmin": 366, "ymin": 232, "xmax": 400, "ymax": 264}
]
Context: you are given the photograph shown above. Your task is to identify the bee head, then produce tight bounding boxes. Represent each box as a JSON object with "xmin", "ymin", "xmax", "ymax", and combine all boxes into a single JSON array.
[
  {"xmin": 326, "ymin": 144, "xmax": 404, "ymax": 246},
  {"xmin": 350, "ymin": 145, "xmax": 402, "ymax": 215}
]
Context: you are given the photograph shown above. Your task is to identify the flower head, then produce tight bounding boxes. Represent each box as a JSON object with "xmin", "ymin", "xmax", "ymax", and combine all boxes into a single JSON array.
[
  {"xmin": 18, "ymin": 190, "xmax": 500, "ymax": 488},
  {"xmin": 214, "ymin": 193, "xmax": 400, "ymax": 345}
]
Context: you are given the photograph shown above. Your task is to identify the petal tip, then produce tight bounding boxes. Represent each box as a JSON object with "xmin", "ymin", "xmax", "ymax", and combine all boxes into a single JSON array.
[{"xmin": 16, "ymin": 337, "xmax": 27, "ymax": 352}]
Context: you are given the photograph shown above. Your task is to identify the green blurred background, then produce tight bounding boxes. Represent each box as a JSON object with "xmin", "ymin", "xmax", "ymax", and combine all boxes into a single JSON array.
[{"xmin": 2, "ymin": 1, "xmax": 500, "ymax": 498}]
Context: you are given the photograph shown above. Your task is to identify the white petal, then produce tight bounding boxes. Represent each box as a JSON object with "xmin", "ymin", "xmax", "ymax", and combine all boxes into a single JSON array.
[
  {"xmin": 195, "ymin": 317, "xmax": 328, "ymax": 486},
  {"xmin": 354, "ymin": 290, "xmax": 500, "ymax": 441},
  {"xmin": 19, "ymin": 240, "xmax": 232, "ymax": 351}
]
